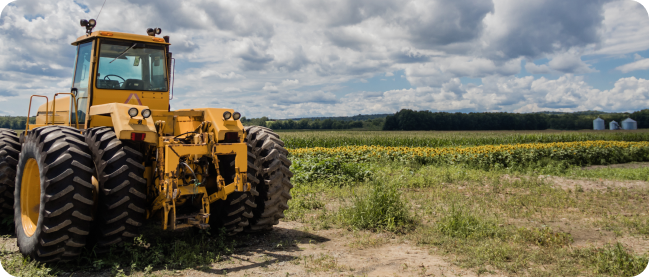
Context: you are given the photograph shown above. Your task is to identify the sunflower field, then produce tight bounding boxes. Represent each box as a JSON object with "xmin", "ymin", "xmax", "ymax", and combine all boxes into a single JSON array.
[{"xmin": 289, "ymin": 140, "xmax": 649, "ymax": 169}]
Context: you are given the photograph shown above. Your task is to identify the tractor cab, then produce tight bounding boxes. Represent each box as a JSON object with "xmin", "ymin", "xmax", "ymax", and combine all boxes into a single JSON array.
[{"xmin": 27, "ymin": 24, "xmax": 172, "ymax": 131}]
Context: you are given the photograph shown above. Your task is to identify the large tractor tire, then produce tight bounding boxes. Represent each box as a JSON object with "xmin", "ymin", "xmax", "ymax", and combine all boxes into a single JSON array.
[
  {"xmin": 207, "ymin": 154, "xmax": 257, "ymax": 236},
  {"xmin": 208, "ymin": 190, "xmax": 253, "ymax": 236},
  {"xmin": 244, "ymin": 126, "xmax": 293, "ymax": 232},
  {"xmin": 14, "ymin": 126, "xmax": 95, "ymax": 262},
  {"xmin": 84, "ymin": 127, "xmax": 146, "ymax": 253},
  {"xmin": 0, "ymin": 129, "xmax": 21, "ymax": 218}
]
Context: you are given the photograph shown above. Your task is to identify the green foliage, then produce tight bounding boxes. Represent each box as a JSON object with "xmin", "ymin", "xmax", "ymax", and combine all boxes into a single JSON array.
[
  {"xmin": 94, "ymin": 229, "xmax": 232, "ymax": 271},
  {"xmin": 339, "ymin": 182, "xmax": 414, "ymax": 232},
  {"xmin": 3, "ymin": 227, "xmax": 234, "ymax": 276},
  {"xmin": 560, "ymin": 166, "xmax": 649, "ymax": 181},
  {"xmin": 384, "ymin": 108, "xmax": 647, "ymax": 131},
  {"xmin": 580, "ymin": 243, "xmax": 648, "ymax": 276},
  {"xmin": 240, "ymin": 116, "xmax": 269, "ymax": 127},
  {"xmin": 290, "ymin": 141, "xmax": 649, "ymax": 172},
  {"xmin": 281, "ymin": 130, "xmax": 649, "ymax": 148},
  {"xmin": 0, "ymin": 116, "xmax": 33, "ymax": 130},
  {"xmin": 284, "ymin": 182, "xmax": 325, "ymax": 222},
  {"xmin": 517, "ymin": 227, "xmax": 573, "ymax": 247},
  {"xmin": 291, "ymin": 157, "xmax": 372, "ymax": 185},
  {"xmin": 436, "ymin": 205, "xmax": 502, "ymax": 239}
]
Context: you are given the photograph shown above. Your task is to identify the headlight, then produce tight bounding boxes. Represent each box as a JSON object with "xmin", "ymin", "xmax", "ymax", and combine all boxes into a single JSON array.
[
  {"xmin": 128, "ymin": 107, "xmax": 139, "ymax": 117},
  {"xmin": 223, "ymin": 111, "xmax": 232, "ymax": 120},
  {"xmin": 141, "ymin": 109, "xmax": 151, "ymax": 119},
  {"xmin": 88, "ymin": 19, "xmax": 96, "ymax": 27},
  {"xmin": 233, "ymin": 112, "xmax": 241, "ymax": 120}
]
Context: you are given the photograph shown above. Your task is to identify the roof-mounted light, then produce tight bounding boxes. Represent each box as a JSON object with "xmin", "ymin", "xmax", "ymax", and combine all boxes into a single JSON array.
[
  {"xmin": 147, "ymin": 27, "xmax": 162, "ymax": 37},
  {"xmin": 223, "ymin": 111, "xmax": 232, "ymax": 120},
  {"xmin": 80, "ymin": 18, "xmax": 97, "ymax": 35},
  {"xmin": 233, "ymin": 112, "xmax": 241, "ymax": 120}
]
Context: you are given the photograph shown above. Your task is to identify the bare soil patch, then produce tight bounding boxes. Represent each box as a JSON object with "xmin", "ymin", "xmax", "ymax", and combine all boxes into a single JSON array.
[
  {"xmin": 583, "ymin": 162, "xmax": 649, "ymax": 170},
  {"xmin": 181, "ymin": 221, "xmax": 499, "ymax": 277},
  {"xmin": 541, "ymin": 175, "xmax": 649, "ymax": 191}
]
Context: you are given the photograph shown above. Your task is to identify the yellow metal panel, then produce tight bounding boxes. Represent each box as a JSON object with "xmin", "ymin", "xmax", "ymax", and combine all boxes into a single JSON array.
[
  {"xmin": 88, "ymin": 103, "xmax": 158, "ymax": 144},
  {"xmin": 92, "ymin": 89, "xmax": 170, "ymax": 112},
  {"xmin": 179, "ymin": 108, "xmax": 244, "ymax": 141},
  {"xmin": 35, "ymin": 96, "xmax": 70, "ymax": 125},
  {"xmin": 88, "ymin": 115, "xmax": 113, "ymax": 127},
  {"xmin": 72, "ymin": 31, "xmax": 170, "ymax": 46},
  {"xmin": 213, "ymin": 143, "xmax": 248, "ymax": 172}
]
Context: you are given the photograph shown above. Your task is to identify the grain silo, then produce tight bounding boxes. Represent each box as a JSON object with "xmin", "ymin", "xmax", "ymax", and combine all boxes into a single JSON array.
[
  {"xmin": 610, "ymin": 120, "xmax": 621, "ymax": 130},
  {"xmin": 593, "ymin": 117, "xmax": 605, "ymax": 130},
  {"xmin": 622, "ymin": 118, "xmax": 637, "ymax": 130}
]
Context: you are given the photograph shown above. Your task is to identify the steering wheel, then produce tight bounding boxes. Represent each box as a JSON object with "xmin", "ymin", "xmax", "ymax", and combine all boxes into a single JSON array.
[{"xmin": 104, "ymin": 74, "xmax": 125, "ymax": 86}]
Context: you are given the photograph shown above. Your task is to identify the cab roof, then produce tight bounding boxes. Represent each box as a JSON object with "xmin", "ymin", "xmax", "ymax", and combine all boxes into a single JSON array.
[{"xmin": 72, "ymin": 30, "xmax": 170, "ymax": 46}]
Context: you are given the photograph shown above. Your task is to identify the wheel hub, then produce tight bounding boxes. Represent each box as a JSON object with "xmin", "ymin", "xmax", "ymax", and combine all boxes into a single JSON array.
[{"xmin": 20, "ymin": 158, "xmax": 40, "ymax": 237}]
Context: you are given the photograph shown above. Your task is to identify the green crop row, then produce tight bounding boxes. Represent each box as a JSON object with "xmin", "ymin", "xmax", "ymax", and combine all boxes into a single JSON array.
[{"xmin": 278, "ymin": 130, "xmax": 649, "ymax": 148}]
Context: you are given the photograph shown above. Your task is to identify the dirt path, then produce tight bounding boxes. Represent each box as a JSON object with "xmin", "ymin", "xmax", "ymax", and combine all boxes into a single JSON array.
[{"xmin": 179, "ymin": 221, "xmax": 497, "ymax": 277}]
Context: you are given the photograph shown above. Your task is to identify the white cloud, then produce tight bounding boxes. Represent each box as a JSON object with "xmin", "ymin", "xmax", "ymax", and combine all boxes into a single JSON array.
[
  {"xmin": 615, "ymin": 58, "xmax": 649, "ymax": 72},
  {"xmin": 0, "ymin": 0, "xmax": 647, "ymax": 118},
  {"xmin": 525, "ymin": 63, "xmax": 552, "ymax": 74},
  {"xmin": 280, "ymin": 79, "xmax": 299, "ymax": 86},
  {"xmin": 262, "ymin": 82, "xmax": 278, "ymax": 92},
  {"xmin": 547, "ymin": 52, "xmax": 597, "ymax": 74},
  {"xmin": 591, "ymin": 0, "xmax": 649, "ymax": 55}
]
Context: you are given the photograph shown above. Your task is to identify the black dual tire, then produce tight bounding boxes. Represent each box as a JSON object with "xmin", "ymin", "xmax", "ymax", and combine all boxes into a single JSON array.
[
  {"xmin": 209, "ymin": 190, "xmax": 253, "ymax": 235},
  {"xmin": 14, "ymin": 126, "xmax": 95, "ymax": 262},
  {"xmin": 0, "ymin": 129, "xmax": 20, "ymax": 218},
  {"xmin": 84, "ymin": 127, "xmax": 147, "ymax": 253},
  {"xmin": 207, "ymin": 155, "xmax": 258, "ymax": 235},
  {"xmin": 244, "ymin": 126, "xmax": 293, "ymax": 232}
]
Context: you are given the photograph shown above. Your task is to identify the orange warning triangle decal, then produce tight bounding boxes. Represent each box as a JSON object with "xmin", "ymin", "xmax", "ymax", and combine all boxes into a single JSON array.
[{"xmin": 125, "ymin": 93, "xmax": 143, "ymax": 105}]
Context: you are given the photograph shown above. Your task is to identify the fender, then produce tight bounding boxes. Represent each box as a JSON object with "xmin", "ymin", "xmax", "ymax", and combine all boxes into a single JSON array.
[{"xmin": 88, "ymin": 103, "xmax": 158, "ymax": 143}]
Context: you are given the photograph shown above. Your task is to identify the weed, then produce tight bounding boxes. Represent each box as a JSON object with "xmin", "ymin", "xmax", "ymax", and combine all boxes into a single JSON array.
[
  {"xmin": 436, "ymin": 205, "xmax": 502, "ymax": 239},
  {"xmin": 339, "ymin": 181, "xmax": 415, "ymax": 232},
  {"xmin": 291, "ymin": 157, "xmax": 372, "ymax": 185},
  {"xmin": 517, "ymin": 227, "xmax": 572, "ymax": 247},
  {"xmin": 578, "ymin": 243, "xmax": 648, "ymax": 276}
]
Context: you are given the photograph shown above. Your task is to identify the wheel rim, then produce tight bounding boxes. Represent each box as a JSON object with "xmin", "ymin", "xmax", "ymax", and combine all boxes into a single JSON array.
[{"xmin": 20, "ymin": 158, "xmax": 41, "ymax": 237}]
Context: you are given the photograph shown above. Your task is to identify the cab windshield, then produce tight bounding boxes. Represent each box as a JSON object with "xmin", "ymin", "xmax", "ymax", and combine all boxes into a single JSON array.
[{"xmin": 96, "ymin": 40, "xmax": 168, "ymax": 91}]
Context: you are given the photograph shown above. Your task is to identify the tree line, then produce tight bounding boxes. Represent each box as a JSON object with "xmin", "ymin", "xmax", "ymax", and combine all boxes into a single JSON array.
[
  {"xmin": 383, "ymin": 109, "xmax": 649, "ymax": 131},
  {"xmin": 0, "ymin": 116, "xmax": 35, "ymax": 130},
  {"xmin": 241, "ymin": 116, "xmax": 385, "ymax": 130}
]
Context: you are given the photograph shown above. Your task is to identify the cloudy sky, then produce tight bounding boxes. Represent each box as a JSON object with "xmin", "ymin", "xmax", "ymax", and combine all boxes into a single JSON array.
[{"xmin": 1, "ymin": 0, "xmax": 649, "ymax": 118}]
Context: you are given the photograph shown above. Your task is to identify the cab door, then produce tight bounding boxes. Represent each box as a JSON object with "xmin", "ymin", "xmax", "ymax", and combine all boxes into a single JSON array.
[{"xmin": 70, "ymin": 41, "xmax": 94, "ymax": 128}]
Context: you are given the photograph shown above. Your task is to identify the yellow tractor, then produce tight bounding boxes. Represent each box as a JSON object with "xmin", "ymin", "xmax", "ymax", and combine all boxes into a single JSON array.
[{"xmin": 0, "ymin": 19, "xmax": 292, "ymax": 262}]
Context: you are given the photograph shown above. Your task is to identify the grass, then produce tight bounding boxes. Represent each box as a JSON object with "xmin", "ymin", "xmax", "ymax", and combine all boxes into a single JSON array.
[
  {"xmin": 338, "ymin": 181, "xmax": 415, "ymax": 233},
  {"xmin": 1, "ymin": 227, "xmax": 236, "ymax": 276},
  {"xmin": 559, "ymin": 165, "xmax": 649, "ymax": 181},
  {"xmin": 284, "ymin": 159, "xmax": 649, "ymax": 276}
]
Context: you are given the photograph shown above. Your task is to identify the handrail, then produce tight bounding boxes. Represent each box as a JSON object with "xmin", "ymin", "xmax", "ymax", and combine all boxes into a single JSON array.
[
  {"xmin": 26, "ymin": 95, "xmax": 49, "ymax": 132},
  {"xmin": 52, "ymin": 93, "xmax": 80, "ymax": 129}
]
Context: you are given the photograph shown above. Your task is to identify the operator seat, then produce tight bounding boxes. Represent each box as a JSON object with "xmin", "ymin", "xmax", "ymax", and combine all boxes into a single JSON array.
[{"xmin": 123, "ymin": 79, "xmax": 145, "ymax": 90}]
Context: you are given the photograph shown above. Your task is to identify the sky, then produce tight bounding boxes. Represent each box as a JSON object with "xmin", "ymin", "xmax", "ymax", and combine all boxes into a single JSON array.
[{"xmin": 1, "ymin": 0, "xmax": 649, "ymax": 119}]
